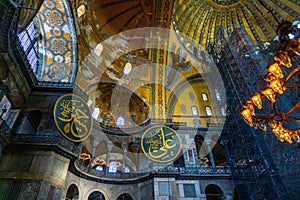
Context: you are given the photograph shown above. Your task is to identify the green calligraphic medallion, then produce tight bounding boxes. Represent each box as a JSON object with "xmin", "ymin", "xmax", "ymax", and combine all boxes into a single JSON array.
[
  {"xmin": 141, "ymin": 126, "xmax": 182, "ymax": 163},
  {"xmin": 54, "ymin": 94, "xmax": 93, "ymax": 142}
]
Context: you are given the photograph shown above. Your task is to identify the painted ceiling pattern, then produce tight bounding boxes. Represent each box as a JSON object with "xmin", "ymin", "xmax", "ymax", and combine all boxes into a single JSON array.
[
  {"xmin": 172, "ymin": 0, "xmax": 299, "ymax": 50},
  {"xmin": 35, "ymin": 0, "xmax": 77, "ymax": 84}
]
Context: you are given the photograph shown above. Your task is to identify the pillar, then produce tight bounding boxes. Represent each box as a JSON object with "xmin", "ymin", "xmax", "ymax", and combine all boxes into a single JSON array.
[
  {"xmin": 122, "ymin": 147, "xmax": 127, "ymax": 172},
  {"xmin": 205, "ymin": 140, "xmax": 216, "ymax": 168},
  {"xmin": 105, "ymin": 143, "xmax": 113, "ymax": 174}
]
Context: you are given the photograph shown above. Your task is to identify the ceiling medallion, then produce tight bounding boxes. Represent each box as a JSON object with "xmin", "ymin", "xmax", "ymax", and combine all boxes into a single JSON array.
[
  {"xmin": 54, "ymin": 94, "xmax": 93, "ymax": 142},
  {"xmin": 141, "ymin": 125, "xmax": 182, "ymax": 163}
]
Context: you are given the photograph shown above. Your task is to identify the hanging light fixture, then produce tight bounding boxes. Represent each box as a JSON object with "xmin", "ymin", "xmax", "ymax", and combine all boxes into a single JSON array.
[{"xmin": 241, "ymin": 20, "xmax": 300, "ymax": 143}]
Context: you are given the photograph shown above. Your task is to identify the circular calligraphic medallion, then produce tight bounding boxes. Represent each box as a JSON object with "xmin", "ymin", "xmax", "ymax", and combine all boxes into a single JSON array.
[
  {"xmin": 54, "ymin": 94, "xmax": 93, "ymax": 142},
  {"xmin": 141, "ymin": 126, "xmax": 182, "ymax": 163}
]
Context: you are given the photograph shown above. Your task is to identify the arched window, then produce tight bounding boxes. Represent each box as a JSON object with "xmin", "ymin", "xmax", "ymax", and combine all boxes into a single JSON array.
[
  {"xmin": 123, "ymin": 63, "xmax": 132, "ymax": 74},
  {"xmin": 94, "ymin": 43, "xmax": 103, "ymax": 56},
  {"xmin": 116, "ymin": 116, "xmax": 125, "ymax": 126},
  {"xmin": 221, "ymin": 107, "xmax": 226, "ymax": 116},
  {"xmin": 215, "ymin": 89, "xmax": 221, "ymax": 101},
  {"xmin": 88, "ymin": 191, "xmax": 105, "ymax": 200},
  {"xmin": 66, "ymin": 184, "xmax": 79, "ymax": 200},
  {"xmin": 205, "ymin": 184, "xmax": 223, "ymax": 200},
  {"xmin": 17, "ymin": 21, "xmax": 38, "ymax": 73},
  {"xmin": 108, "ymin": 161, "xmax": 121, "ymax": 173},
  {"xmin": 77, "ymin": 5, "xmax": 86, "ymax": 17},
  {"xmin": 205, "ymin": 106, "xmax": 212, "ymax": 116},
  {"xmin": 191, "ymin": 106, "xmax": 198, "ymax": 116},
  {"xmin": 116, "ymin": 193, "xmax": 133, "ymax": 200},
  {"xmin": 92, "ymin": 108, "xmax": 100, "ymax": 120},
  {"xmin": 201, "ymin": 93, "xmax": 208, "ymax": 101}
]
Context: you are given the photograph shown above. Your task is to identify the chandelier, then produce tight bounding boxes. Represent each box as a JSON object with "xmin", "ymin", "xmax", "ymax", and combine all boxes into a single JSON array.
[{"xmin": 241, "ymin": 20, "xmax": 300, "ymax": 143}]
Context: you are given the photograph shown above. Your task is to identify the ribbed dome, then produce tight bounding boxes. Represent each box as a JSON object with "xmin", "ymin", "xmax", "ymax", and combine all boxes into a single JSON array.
[{"xmin": 172, "ymin": 0, "xmax": 299, "ymax": 49}]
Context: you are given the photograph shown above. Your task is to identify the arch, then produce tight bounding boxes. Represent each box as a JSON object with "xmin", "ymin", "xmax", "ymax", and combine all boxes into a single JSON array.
[
  {"xmin": 166, "ymin": 74, "xmax": 204, "ymax": 117},
  {"xmin": 233, "ymin": 184, "xmax": 249, "ymax": 200},
  {"xmin": 66, "ymin": 184, "xmax": 79, "ymax": 200},
  {"xmin": 205, "ymin": 106, "xmax": 212, "ymax": 116},
  {"xmin": 194, "ymin": 135, "xmax": 210, "ymax": 166},
  {"xmin": 116, "ymin": 193, "xmax": 133, "ymax": 200},
  {"xmin": 205, "ymin": 184, "xmax": 223, "ymax": 200},
  {"xmin": 88, "ymin": 191, "xmax": 105, "ymax": 200}
]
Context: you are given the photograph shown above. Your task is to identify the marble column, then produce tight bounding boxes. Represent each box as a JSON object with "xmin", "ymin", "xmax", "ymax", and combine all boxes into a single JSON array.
[
  {"xmin": 105, "ymin": 143, "xmax": 113, "ymax": 173},
  {"xmin": 122, "ymin": 147, "xmax": 127, "ymax": 172},
  {"xmin": 205, "ymin": 140, "xmax": 216, "ymax": 168}
]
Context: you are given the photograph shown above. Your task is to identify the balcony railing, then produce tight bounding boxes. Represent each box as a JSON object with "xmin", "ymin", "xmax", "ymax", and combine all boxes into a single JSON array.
[
  {"xmin": 74, "ymin": 159, "xmax": 150, "ymax": 181},
  {"xmin": 156, "ymin": 165, "xmax": 232, "ymax": 175}
]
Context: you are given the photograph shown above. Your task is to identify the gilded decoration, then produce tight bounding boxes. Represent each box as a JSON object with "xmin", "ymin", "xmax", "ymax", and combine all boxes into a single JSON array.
[
  {"xmin": 141, "ymin": 126, "xmax": 182, "ymax": 163},
  {"xmin": 54, "ymin": 94, "xmax": 93, "ymax": 142},
  {"xmin": 35, "ymin": 0, "xmax": 77, "ymax": 83},
  {"xmin": 173, "ymin": 0, "xmax": 299, "ymax": 50}
]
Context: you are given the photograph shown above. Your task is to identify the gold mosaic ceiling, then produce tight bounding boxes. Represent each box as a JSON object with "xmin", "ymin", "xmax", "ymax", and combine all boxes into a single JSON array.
[
  {"xmin": 74, "ymin": 0, "xmax": 300, "ymax": 58},
  {"xmin": 172, "ymin": 0, "xmax": 299, "ymax": 48}
]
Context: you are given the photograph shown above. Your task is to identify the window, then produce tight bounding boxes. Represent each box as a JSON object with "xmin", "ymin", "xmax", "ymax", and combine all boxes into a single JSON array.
[
  {"xmin": 158, "ymin": 182, "xmax": 171, "ymax": 196},
  {"xmin": 221, "ymin": 107, "xmax": 226, "ymax": 116},
  {"xmin": 201, "ymin": 93, "xmax": 208, "ymax": 101},
  {"xmin": 95, "ymin": 165, "xmax": 104, "ymax": 172},
  {"xmin": 183, "ymin": 184, "xmax": 196, "ymax": 197},
  {"xmin": 123, "ymin": 63, "xmax": 132, "ymax": 74},
  {"xmin": 187, "ymin": 149, "xmax": 195, "ymax": 164},
  {"xmin": 0, "ymin": 95, "xmax": 12, "ymax": 119},
  {"xmin": 205, "ymin": 106, "xmax": 212, "ymax": 116},
  {"xmin": 116, "ymin": 116, "xmax": 125, "ymax": 126},
  {"xmin": 108, "ymin": 161, "xmax": 119, "ymax": 173},
  {"xmin": 94, "ymin": 43, "xmax": 103, "ymax": 56},
  {"xmin": 191, "ymin": 106, "xmax": 198, "ymax": 116},
  {"xmin": 124, "ymin": 167, "xmax": 130, "ymax": 173},
  {"xmin": 215, "ymin": 89, "xmax": 221, "ymax": 101},
  {"xmin": 17, "ymin": 21, "xmax": 38, "ymax": 73},
  {"xmin": 92, "ymin": 108, "xmax": 100, "ymax": 120},
  {"xmin": 77, "ymin": 5, "xmax": 86, "ymax": 17}
]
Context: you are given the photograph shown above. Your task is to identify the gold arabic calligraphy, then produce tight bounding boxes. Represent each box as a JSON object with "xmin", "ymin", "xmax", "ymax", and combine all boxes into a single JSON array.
[
  {"xmin": 142, "ymin": 126, "xmax": 181, "ymax": 162},
  {"xmin": 54, "ymin": 94, "xmax": 93, "ymax": 142},
  {"xmin": 58, "ymin": 99, "xmax": 89, "ymax": 138}
]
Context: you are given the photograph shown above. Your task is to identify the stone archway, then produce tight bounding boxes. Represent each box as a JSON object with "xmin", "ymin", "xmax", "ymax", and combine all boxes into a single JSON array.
[
  {"xmin": 88, "ymin": 191, "xmax": 105, "ymax": 200},
  {"xmin": 205, "ymin": 184, "xmax": 223, "ymax": 200},
  {"xmin": 66, "ymin": 184, "xmax": 79, "ymax": 200},
  {"xmin": 116, "ymin": 193, "xmax": 133, "ymax": 200}
]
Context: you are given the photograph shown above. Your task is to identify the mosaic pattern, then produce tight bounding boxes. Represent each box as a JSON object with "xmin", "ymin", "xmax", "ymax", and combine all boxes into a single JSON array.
[{"xmin": 35, "ymin": 0, "xmax": 77, "ymax": 84}]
